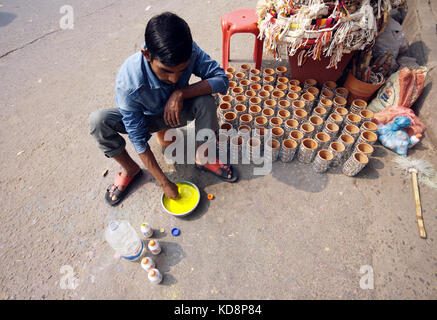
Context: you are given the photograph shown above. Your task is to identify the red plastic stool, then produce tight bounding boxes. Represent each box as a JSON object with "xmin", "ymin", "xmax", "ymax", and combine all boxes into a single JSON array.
[{"xmin": 221, "ymin": 8, "xmax": 263, "ymax": 70}]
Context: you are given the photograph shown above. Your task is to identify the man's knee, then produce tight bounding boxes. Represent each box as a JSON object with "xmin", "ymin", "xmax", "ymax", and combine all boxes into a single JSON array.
[
  {"xmin": 192, "ymin": 95, "xmax": 217, "ymax": 116},
  {"xmin": 88, "ymin": 110, "xmax": 106, "ymax": 135}
]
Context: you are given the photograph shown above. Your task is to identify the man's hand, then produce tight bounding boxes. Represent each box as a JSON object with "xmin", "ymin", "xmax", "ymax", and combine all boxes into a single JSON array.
[
  {"xmin": 164, "ymin": 90, "xmax": 183, "ymax": 127},
  {"xmin": 161, "ymin": 180, "xmax": 179, "ymax": 200}
]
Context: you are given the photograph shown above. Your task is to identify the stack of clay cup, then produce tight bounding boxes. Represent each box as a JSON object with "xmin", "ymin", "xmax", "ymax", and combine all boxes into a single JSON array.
[{"xmin": 216, "ymin": 67, "xmax": 377, "ymax": 175}]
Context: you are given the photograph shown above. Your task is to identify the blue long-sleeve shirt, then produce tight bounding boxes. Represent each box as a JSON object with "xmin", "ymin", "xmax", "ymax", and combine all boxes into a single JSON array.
[{"xmin": 115, "ymin": 41, "xmax": 228, "ymax": 154}]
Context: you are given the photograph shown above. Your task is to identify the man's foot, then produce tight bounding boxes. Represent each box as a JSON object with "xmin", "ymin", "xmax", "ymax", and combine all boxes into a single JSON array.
[
  {"xmin": 156, "ymin": 129, "xmax": 176, "ymax": 147},
  {"xmin": 195, "ymin": 158, "xmax": 238, "ymax": 183},
  {"xmin": 105, "ymin": 166, "xmax": 142, "ymax": 206}
]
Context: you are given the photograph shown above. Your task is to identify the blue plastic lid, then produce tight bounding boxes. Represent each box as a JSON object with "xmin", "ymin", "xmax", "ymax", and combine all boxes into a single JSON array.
[{"xmin": 171, "ymin": 228, "xmax": 181, "ymax": 237}]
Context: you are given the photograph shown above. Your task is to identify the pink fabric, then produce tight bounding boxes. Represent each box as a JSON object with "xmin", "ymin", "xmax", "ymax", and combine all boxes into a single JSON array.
[{"xmin": 373, "ymin": 105, "xmax": 425, "ymax": 136}]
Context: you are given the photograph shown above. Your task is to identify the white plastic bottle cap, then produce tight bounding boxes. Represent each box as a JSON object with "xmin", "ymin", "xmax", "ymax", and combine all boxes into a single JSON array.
[
  {"xmin": 140, "ymin": 223, "xmax": 153, "ymax": 238},
  {"xmin": 141, "ymin": 257, "xmax": 155, "ymax": 272},
  {"xmin": 148, "ymin": 268, "xmax": 162, "ymax": 284}
]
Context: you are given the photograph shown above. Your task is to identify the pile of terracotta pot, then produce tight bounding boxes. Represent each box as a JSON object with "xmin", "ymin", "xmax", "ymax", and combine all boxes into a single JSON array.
[{"xmin": 216, "ymin": 64, "xmax": 379, "ymax": 176}]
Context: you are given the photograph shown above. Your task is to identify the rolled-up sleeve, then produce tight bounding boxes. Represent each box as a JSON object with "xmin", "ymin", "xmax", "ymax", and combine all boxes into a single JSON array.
[
  {"xmin": 192, "ymin": 42, "xmax": 229, "ymax": 95},
  {"xmin": 116, "ymin": 87, "xmax": 152, "ymax": 154}
]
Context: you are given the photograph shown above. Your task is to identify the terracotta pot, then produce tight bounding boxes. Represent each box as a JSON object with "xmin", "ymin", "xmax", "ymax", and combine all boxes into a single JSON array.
[
  {"xmin": 226, "ymin": 73, "xmax": 233, "ymax": 81},
  {"xmin": 246, "ymin": 137, "xmax": 262, "ymax": 163},
  {"xmin": 250, "ymin": 68, "xmax": 261, "ymax": 77},
  {"xmin": 356, "ymin": 130, "xmax": 378, "ymax": 146},
  {"xmin": 289, "ymin": 130, "xmax": 304, "ymax": 146},
  {"xmin": 335, "ymin": 87, "xmax": 349, "ymax": 99},
  {"xmin": 275, "ymin": 83, "xmax": 288, "ymax": 92},
  {"xmin": 333, "ymin": 107, "xmax": 348, "ymax": 117},
  {"xmin": 240, "ymin": 79, "xmax": 251, "ymax": 92},
  {"xmin": 234, "ymin": 104, "xmax": 247, "ymax": 119},
  {"xmin": 286, "ymin": 92, "xmax": 299, "ymax": 104},
  {"xmin": 231, "ymin": 86, "xmax": 244, "ymax": 97},
  {"xmin": 244, "ymin": 89, "xmax": 256, "ymax": 101},
  {"xmin": 320, "ymin": 89, "xmax": 334, "ymax": 100},
  {"xmin": 272, "ymin": 90, "xmax": 285, "ymax": 102},
  {"xmin": 224, "ymin": 111, "xmax": 237, "ymax": 127},
  {"xmin": 280, "ymin": 139, "xmax": 298, "ymax": 163},
  {"xmin": 343, "ymin": 72, "xmax": 384, "ymax": 104},
  {"xmin": 263, "ymin": 84, "xmax": 274, "ymax": 93},
  {"xmin": 289, "ymin": 79, "xmax": 300, "ymax": 87},
  {"xmin": 344, "ymin": 113, "xmax": 362, "ymax": 128},
  {"xmin": 229, "ymin": 136, "xmax": 243, "ymax": 164},
  {"xmin": 228, "ymin": 81, "xmax": 237, "ymax": 95},
  {"xmin": 360, "ymin": 121, "xmax": 378, "ymax": 133},
  {"xmin": 289, "ymin": 85, "xmax": 302, "ymax": 97},
  {"xmin": 329, "ymin": 141, "xmax": 346, "ymax": 167},
  {"xmin": 322, "ymin": 80, "xmax": 337, "ymax": 93},
  {"xmin": 292, "ymin": 100, "xmax": 305, "ymax": 112},
  {"xmin": 304, "ymin": 78, "xmax": 317, "ymax": 89},
  {"xmin": 269, "ymin": 116, "xmax": 283, "ymax": 128},
  {"xmin": 309, "ymin": 115, "xmax": 324, "ymax": 132},
  {"xmin": 277, "ymin": 76, "xmax": 289, "ymax": 86},
  {"xmin": 250, "ymin": 76, "xmax": 262, "ymax": 85},
  {"xmin": 333, "ymin": 96, "xmax": 347, "ymax": 109},
  {"xmin": 254, "ymin": 126, "xmax": 269, "ymax": 143},
  {"xmin": 342, "ymin": 124, "xmax": 360, "ymax": 141},
  {"xmin": 322, "ymin": 122, "xmax": 339, "ymax": 140},
  {"xmin": 263, "ymin": 75, "xmax": 275, "ymax": 87},
  {"xmin": 248, "ymin": 105, "xmax": 262, "ymax": 118},
  {"xmin": 249, "ymin": 96, "xmax": 261, "ymax": 107},
  {"xmin": 350, "ymin": 99, "xmax": 367, "ymax": 114},
  {"xmin": 284, "ymin": 119, "xmax": 299, "ymax": 136},
  {"xmin": 271, "ymin": 126, "xmax": 285, "ymax": 142},
  {"xmin": 298, "ymin": 138, "xmax": 319, "ymax": 163},
  {"xmin": 293, "ymin": 108, "xmax": 308, "ymax": 125},
  {"xmin": 312, "ymin": 106, "xmax": 328, "ymax": 120},
  {"xmin": 237, "ymin": 124, "xmax": 251, "ymax": 138},
  {"xmin": 217, "ymin": 133, "xmax": 229, "ymax": 160},
  {"xmin": 306, "ymin": 86, "xmax": 320, "ymax": 99},
  {"xmin": 219, "ymin": 94, "xmax": 233, "ymax": 106},
  {"xmin": 218, "ymin": 102, "xmax": 232, "ymax": 121},
  {"xmin": 250, "ymin": 83, "xmax": 262, "ymax": 93},
  {"xmin": 254, "ymin": 116, "xmax": 268, "ymax": 128},
  {"xmin": 317, "ymin": 98, "xmax": 333, "ymax": 116},
  {"xmin": 262, "ymin": 107, "xmax": 275, "ymax": 120},
  {"xmin": 355, "ymin": 142, "xmax": 374, "ymax": 157},
  {"xmin": 359, "ymin": 109, "xmax": 374, "ymax": 123},
  {"xmin": 342, "ymin": 151, "xmax": 369, "ymax": 176},
  {"xmin": 301, "ymin": 92, "xmax": 315, "ymax": 112},
  {"xmin": 258, "ymin": 90, "xmax": 270, "ymax": 102},
  {"xmin": 240, "ymin": 64, "xmax": 251, "ymax": 76},
  {"xmin": 235, "ymin": 95, "xmax": 247, "ymax": 107},
  {"xmin": 278, "ymin": 108, "xmax": 291, "ymax": 122},
  {"xmin": 235, "ymin": 72, "xmax": 246, "ymax": 82},
  {"xmin": 239, "ymin": 113, "xmax": 253, "ymax": 127},
  {"xmin": 219, "ymin": 122, "xmax": 233, "ymax": 136},
  {"xmin": 300, "ymin": 122, "xmax": 315, "ymax": 138},
  {"xmin": 313, "ymin": 149, "xmax": 334, "ymax": 173},
  {"xmin": 276, "ymin": 66, "xmax": 288, "ymax": 78},
  {"xmin": 278, "ymin": 99, "xmax": 291, "ymax": 110},
  {"xmin": 315, "ymin": 132, "xmax": 331, "ymax": 150},
  {"xmin": 337, "ymin": 133, "xmax": 355, "ymax": 153},
  {"xmin": 226, "ymin": 67, "xmax": 236, "ymax": 75},
  {"xmin": 263, "ymin": 68, "xmax": 276, "ymax": 79},
  {"xmin": 265, "ymin": 138, "xmax": 281, "ymax": 162},
  {"xmin": 326, "ymin": 113, "xmax": 343, "ymax": 128}
]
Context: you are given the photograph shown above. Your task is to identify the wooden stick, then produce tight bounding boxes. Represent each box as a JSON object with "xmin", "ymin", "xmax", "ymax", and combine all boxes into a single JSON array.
[{"xmin": 411, "ymin": 170, "xmax": 427, "ymax": 239}]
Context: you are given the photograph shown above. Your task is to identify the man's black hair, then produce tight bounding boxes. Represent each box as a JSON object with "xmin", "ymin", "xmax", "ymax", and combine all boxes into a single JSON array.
[{"xmin": 145, "ymin": 12, "xmax": 193, "ymax": 67}]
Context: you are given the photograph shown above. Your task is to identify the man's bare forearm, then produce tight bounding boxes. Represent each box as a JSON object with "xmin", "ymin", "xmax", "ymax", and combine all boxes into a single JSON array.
[
  {"xmin": 138, "ymin": 148, "xmax": 170, "ymax": 187},
  {"xmin": 175, "ymin": 79, "xmax": 212, "ymax": 101}
]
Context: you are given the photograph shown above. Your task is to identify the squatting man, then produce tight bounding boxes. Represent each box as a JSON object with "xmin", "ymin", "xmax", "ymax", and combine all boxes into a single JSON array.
[{"xmin": 88, "ymin": 12, "xmax": 248, "ymax": 205}]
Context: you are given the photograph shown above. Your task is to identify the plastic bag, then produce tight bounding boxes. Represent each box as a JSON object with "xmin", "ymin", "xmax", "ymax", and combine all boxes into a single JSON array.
[
  {"xmin": 368, "ymin": 66, "xmax": 428, "ymax": 112},
  {"xmin": 378, "ymin": 116, "xmax": 421, "ymax": 156}
]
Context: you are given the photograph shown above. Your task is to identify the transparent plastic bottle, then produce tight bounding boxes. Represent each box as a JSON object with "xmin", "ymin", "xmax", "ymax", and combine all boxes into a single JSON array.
[{"xmin": 105, "ymin": 220, "xmax": 145, "ymax": 261}]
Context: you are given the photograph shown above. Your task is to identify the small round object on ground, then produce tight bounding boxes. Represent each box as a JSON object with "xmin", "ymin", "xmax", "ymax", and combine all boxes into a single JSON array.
[
  {"xmin": 171, "ymin": 228, "xmax": 181, "ymax": 237},
  {"xmin": 207, "ymin": 194, "xmax": 214, "ymax": 200}
]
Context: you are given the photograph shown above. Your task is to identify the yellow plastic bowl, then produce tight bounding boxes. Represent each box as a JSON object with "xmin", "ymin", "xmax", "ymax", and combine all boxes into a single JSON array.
[{"xmin": 161, "ymin": 181, "xmax": 200, "ymax": 217}]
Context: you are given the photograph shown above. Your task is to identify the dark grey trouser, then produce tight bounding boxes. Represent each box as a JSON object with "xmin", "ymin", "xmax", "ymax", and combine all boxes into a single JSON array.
[{"xmin": 88, "ymin": 95, "xmax": 217, "ymax": 158}]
